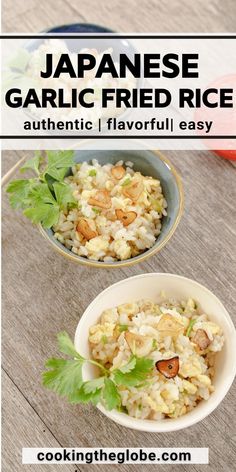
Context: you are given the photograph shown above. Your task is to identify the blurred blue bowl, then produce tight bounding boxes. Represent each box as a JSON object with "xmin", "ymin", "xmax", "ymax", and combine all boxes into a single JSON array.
[
  {"xmin": 39, "ymin": 149, "xmax": 184, "ymax": 268},
  {"xmin": 45, "ymin": 23, "xmax": 113, "ymax": 33}
]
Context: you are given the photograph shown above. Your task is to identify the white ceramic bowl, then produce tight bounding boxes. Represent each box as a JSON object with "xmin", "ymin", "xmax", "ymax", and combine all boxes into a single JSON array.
[{"xmin": 74, "ymin": 273, "xmax": 236, "ymax": 432}]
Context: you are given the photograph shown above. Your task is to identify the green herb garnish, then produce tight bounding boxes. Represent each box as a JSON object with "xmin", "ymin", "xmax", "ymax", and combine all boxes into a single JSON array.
[
  {"xmin": 88, "ymin": 169, "xmax": 97, "ymax": 177},
  {"xmin": 152, "ymin": 339, "xmax": 158, "ymax": 349},
  {"xmin": 92, "ymin": 207, "xmax": 101, "ymax": 214},
  {"xmin": 6, "ymin": 151, "xmax": 76, "ymax": 228},
  {"xmin": 121, "ymin": 177, "xmax": 131, "ymax": 186},
  {"xmin": 186, "ymin": 319, "xmax": 197, "ymax": 337},
  {"xmin": 113, "ymin": 356, "xmax": 154, "ymax": 387},
  {"xmin": 101, "ymin": 335, "xmax": 108, "ymax": 344},
  {"xmin": 42, "ymin": 332, "xmax": 154, "ymax": 411},
  {"xmin": 118, "ymin": 324, "xmax": 128, "ymax": 332}
]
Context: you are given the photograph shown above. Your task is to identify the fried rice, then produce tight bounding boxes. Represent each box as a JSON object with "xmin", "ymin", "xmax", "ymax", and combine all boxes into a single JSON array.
[
  {"xmin": 53, "ymin": 160, "xmax": 167, "ymax": 261},
  {"xmin": 89, "ymin": 295, "xmax": 224, "ymax": 419}
]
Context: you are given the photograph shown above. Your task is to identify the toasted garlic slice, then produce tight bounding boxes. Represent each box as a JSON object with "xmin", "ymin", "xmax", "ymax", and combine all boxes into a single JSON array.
[
  {"xmin": 156, "ymin": 356, "xmax": 179, "ymax": 379},
  {"xmin": 156, "ymin": 314, "xmax": 184, "ymax": 337},
  {"xmin": 115, "ymin": 209, "xmax": 137, "ymax": 226},
  {"xmin": 122, "ymin": 179, "xmax": 143, "ymax": 201},
  {"xmin": 111, "ymin": 165, "xmax": 126, "ymax": 180},
  {"xmin": 193, "ymin": 329, "xmax": 211, "ymax": 350},
  {"xmin": 88, "ymin": 189, "xmax": 112, "ymax": 209},
  {"xmin": 125, "ymin": 332, "xmax": 153, "ymax": 357},
  {"xmin": 106, "ymin": 211, "xmax": 117, "ymax": 222},
  {"xmin": 76, "ymin": 219, "xmax": 98, "ymax": 240}
]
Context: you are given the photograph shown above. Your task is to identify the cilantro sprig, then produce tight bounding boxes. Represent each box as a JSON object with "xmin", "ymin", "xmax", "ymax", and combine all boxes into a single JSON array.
[
  {"xmin": 6, "ymin": 151, "xmax": 76, "ymax": 228},
  {"xmin": 42, "ymin": 331, "xmax": 154, "ymax": 412}
]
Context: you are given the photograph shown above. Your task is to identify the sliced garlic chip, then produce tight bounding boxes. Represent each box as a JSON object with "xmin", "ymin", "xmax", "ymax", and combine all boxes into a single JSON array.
[
  {"xmin": 115, "ymin": 209, "xmax": 137, "ymax": 226},
  {"xmin": 125, "ymin": 332, "xmax": 153, "ymax": 357},
  {"xmin": 122, "ymin": 179, "xmax": 143, "ymax": 201},
  {"xmin": 111, "ymin": 166, "xmax": 126, "ymax": 180},
  {"xmin": 88, "ymin": 189, "xmax": 112, "ymax": 209},
  {"xmin": 156, "ymin": 314, "xmax": 184, "ymax": 338},
  {"xmin": 76, "ymin": 219, "xmax": 98, "ymax": 240}
]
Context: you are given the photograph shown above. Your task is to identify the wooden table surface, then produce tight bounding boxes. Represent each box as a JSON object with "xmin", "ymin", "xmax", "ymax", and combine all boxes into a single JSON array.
[{"xmin": 2, "ymin": 1, "xmax": 236, "ymax": 471}]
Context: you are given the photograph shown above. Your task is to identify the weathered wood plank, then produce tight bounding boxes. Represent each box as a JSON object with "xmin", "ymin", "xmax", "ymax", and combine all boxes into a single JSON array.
[
  {"xmin": 3, "ymin": 0, "xmax": 236, "ymax": 33},
  {"xmin": 2, "ymin": 370, "xmax": 77, "ymax": 471},
  {"xmin": 2, "ymin": 149, "xmax": 236, "ymax": 472},
  {"xmin": 2, "ymin": 1, "xmax": 236, "ymax": 471}
]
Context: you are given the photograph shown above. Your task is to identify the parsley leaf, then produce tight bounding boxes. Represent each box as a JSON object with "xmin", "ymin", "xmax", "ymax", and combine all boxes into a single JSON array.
[
  {"xmin": 20, "ymin": 153, "xmax": 42, "ymax": 175},
  {"xmin": 113, "ymin": 356, "xmax": 154, "ymax": 387},
  {"xmin": 42, "ymin": 358, "xmax": 83, "ymax": 397},
  {"xmin": 69, "ymin": 386, "xmax": 102, "ymax": 405},
  {"xmin": 57, "ymin": 331, "xmax": 84, "ymax": 360},
  {"xmin": 6, "ymin": 179, "xmax": 35, "ymax": 209},
  {"xmin": 45, "ymin": 151, "xmax": 74, "ymax": 181},
  {"xmin": 6, "ymin": 151, "xmax": 76, "ymax": 228},
  {"xmin": 83, "ymin": 377, "xmax": 105, "ymax": 394},
  {"xmin": 53, "ymin": 182, "xmax": 76, "ymax": 209},
  {"xmin": 42, "ymin": 332, "xmax": 154, "ymax": 412},
  {"xmin": 102, "ymin": 378, "xmax": 121, "ymax": 411},
  {"xmin": 28, "ymin": 183, "xmax": 56, "ymax": 205},
  {"xmin": 119, "ymin": 356, "xmax": 136, "ymax": 373},
  {"xmin": 23, "ymin": 203, "xmax": 59, "ymax": 228}
]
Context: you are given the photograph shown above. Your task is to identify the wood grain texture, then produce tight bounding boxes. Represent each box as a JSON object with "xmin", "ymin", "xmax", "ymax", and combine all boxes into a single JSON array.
[
  {"xmin": 2, "ymin": 370, "xmax": 77, "ymax": 472},
  {"xmin": 2, "ymin": 1, "xmax": 236, "ymax": 471},
  {"xmin": 2, "ymin": 150, "xmax": 236, "ymax": 472}
]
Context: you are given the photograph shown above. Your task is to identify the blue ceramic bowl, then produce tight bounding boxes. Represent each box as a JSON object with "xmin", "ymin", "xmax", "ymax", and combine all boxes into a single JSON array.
[
  {"xmin": 29, "ymin": 23, "xmax": 136, "ymax": 63},
  {"xmin": 39, "ymin": 149, "xmax": 184, "ymax": 268},
  {"xmin": 45, "ymin": 23, "xmax": 113, "ymax": 33}
]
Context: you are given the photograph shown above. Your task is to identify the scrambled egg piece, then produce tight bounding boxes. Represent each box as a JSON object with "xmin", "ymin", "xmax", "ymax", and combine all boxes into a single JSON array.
[
  {"xmin": 89, "ymin": 322, "xmax": 116, "ymax": 344},
  {"xmin": 105, "ymin": 180, "xmax": 115, "ymax": 191},
  {"xmin": 81, "ymin": 189, "xmax": 96, "ymax": 200},
  {"xmin": 182, "ymin": 379, "xmax": 197, "ymax": 394},
  {"xmin": 113, "ymin": 240, "xmax": 131, "ymax": 260},
  {"xmin": 161, "ymin": 383, "xmax": 179, "ymax": 401},
  {"xmin": 195, "ymin": 374, "xmax": 211, "ymax": 387},
  {"xmin": 101, "ymin": 308, "xmax": 119, "ymax": 324},
  {"xmin": 179, "ymin": 357, "xmax": 202, "ymax": 377},
  {"xmin": 117, "ymin": 302, "xmax": 139, "ymax": 317},
  {"xmin": 152, "ymin": 392, "xmax": 169, "ymax": 413},
  {"xmin": 111, "ymin": 196, "xmax": 132, "ymax": 211},
  {"xmin": 197, "ymin": 321, "xmax": 221, "ymax": 336},
  {"xmin": 85, "ymin": 236, "xmax": 109, "ymax": 255}
]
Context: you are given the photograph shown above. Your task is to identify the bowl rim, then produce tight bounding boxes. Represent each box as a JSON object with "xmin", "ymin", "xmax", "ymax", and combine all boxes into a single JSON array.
[
  {"xmin": 43, "ymin": 23, "xmax": 114, "ymax": 34},
  {"xmin": 38, "ymin": 150, "xmax": 184, "ymax": 268},
  {"xmin": 74, "ymin": 272, "xmax": 236, "ymax": 432}
]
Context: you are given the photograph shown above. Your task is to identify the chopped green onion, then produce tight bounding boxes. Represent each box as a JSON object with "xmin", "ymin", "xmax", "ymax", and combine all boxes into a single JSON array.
[
  {"xmin": 92, "ymin": 207, "xmax": 101, "ymax": 214},
  {"xmin": 186, "ymin": 319, "xmax": 197, "ymax": 337},
  {"xmin": 117, "ymin": 405, "xmax": 128, "ymax": 414},
  {"xmin": 121, "ymin": 178, "xmax": 131, "ymax": 187},
  {"xmin": 152, "ymin": 339, "xmax": 158, "ymax": 349},
  {"xmin": 149, "ymin": 196, "xmax": 162, "ymax": 213},
  {"xmin": 101, "ymin": 335, "xmax": 108, "ymax": 344},
  {"xmin": 119, "ymin": 324, "xmax": 128, "ymax": 332},
  {"xmin": 89, "ymin": 169, "xmax": 97, "ymax": 177}
]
